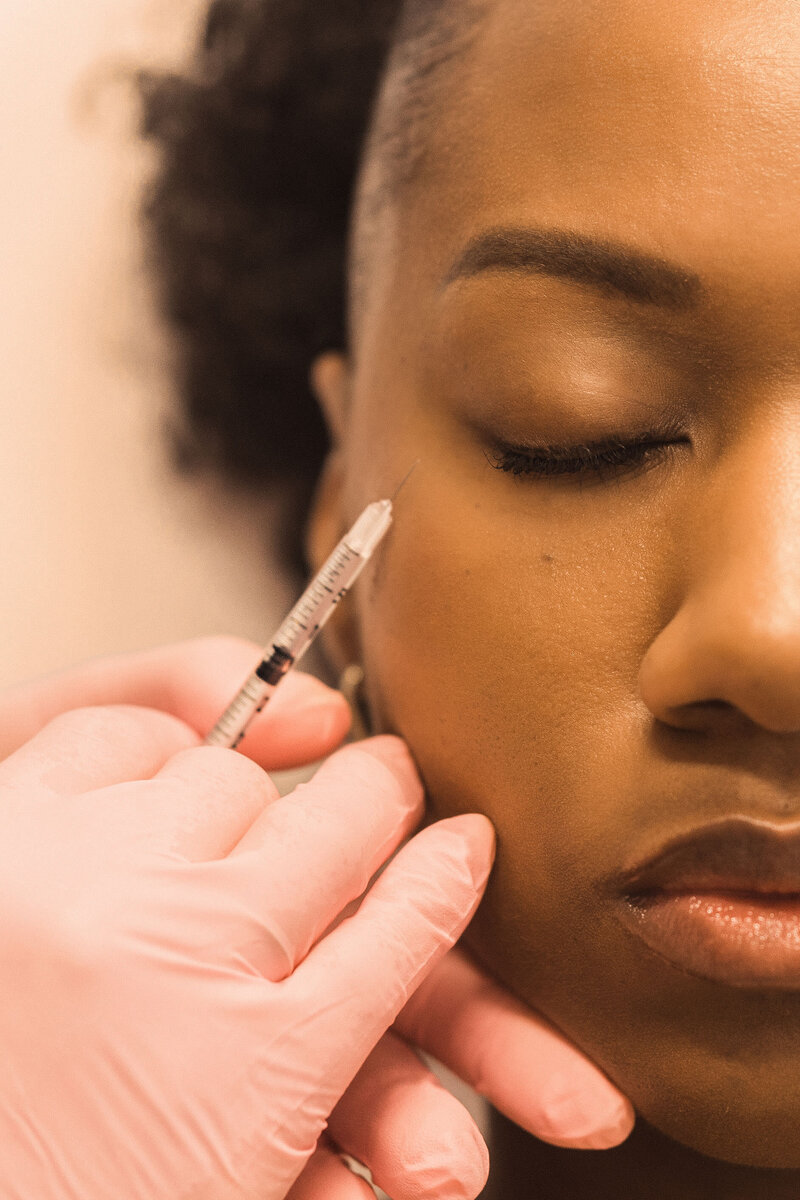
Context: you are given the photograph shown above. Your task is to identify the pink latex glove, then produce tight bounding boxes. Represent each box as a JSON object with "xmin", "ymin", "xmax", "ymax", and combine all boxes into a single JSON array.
[
  {"xmin": 0, "ymin": 639, "xmax": 634, "ymax": 1199},
  {"xmin": 0, "ymin": 696, "xmax": 494, "ymax": 1198}
]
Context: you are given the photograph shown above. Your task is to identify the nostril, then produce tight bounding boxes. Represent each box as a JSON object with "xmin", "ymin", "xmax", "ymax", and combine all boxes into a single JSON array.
[{"xmin": 662, "ymin": 699, "xmax": 743, "ymax": 734}]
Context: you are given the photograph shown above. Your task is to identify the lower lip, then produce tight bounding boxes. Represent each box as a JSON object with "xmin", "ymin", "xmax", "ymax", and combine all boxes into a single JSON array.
[{"xmin": 619, "ymin": 892, "xmax": 800, "ymax": 988}]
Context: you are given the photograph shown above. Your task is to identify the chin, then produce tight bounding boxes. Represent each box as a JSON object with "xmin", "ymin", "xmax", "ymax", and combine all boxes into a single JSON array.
[
  {"xmin": 467, "ymin": 932, "xmax": 800, "ymax": 1174},
  {"xmin": 619, "ymin": 1054, "xmax": 800, "ymax": 1169}
]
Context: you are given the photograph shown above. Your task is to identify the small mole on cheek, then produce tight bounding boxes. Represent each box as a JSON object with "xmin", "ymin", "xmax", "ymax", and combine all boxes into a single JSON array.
[{"xmin": 541, "ymin": 553, "xmax": 555, "ymax": 564}]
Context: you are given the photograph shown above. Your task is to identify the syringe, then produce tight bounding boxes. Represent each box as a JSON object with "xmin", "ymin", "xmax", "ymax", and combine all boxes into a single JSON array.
[{"xmin": 204, "ymin": 499, "xmax": 393, "ymax": 749}]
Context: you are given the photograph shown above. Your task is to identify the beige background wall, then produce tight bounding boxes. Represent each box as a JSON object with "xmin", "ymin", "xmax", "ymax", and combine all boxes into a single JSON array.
[{"xmin": 0, "ymin": 0, "xmax": 292, "ymax": 689}]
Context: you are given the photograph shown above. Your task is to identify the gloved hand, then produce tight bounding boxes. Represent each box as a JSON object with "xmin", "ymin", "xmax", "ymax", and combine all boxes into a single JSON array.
[
  {"xmin": 0, "ymin": 693, "xmax": 494, "ymax": 1199},
  {"xmin": 0, "ymin": 639, "xmax": 634, "ymax": 1199}
]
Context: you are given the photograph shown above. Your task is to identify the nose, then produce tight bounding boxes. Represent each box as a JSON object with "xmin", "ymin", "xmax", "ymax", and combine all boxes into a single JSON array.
[{"xmin": 639, "ymin": 416, "xmax": 800, "ymax": 735}]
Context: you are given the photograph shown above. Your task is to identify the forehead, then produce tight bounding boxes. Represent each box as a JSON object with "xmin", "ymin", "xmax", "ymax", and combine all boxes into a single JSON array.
[{"xmin": 389, "ymin": 0, "xmax": 800, "ymax": 306}]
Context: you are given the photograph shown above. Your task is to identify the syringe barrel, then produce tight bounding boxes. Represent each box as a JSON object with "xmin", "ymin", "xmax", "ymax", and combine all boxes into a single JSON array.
[
  {"xmin": 203, "ymin": 498, "xmax": 393, "ymax": 749},
  {"xmin": 204, "ymin": 646, "xmax": 293, "ymax": 748},
  {"xmin": 271, "ymin": 542, "xmax": 365, "ymax": 662},
  {"xmin": 204, "ymin": 672, "xmax": 276, "ymax": 748},
  {"xmin": 271, "ymin": 500, "xmax": 393, "ymax": 662}
]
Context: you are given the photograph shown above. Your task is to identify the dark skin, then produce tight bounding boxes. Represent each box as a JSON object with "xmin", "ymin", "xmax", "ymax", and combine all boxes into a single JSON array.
[{"xmin": 307, "ymin": 0, "xmax": 800, "ymax": 1194}]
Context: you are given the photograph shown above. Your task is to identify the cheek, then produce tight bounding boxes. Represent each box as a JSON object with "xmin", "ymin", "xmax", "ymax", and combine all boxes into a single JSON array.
[
  {"xmin": 361, "ymin": 470, "xmax": 658, "ymax": 808},
  {"xmin": 359, "ymin": 478, "xmax": 656, "ymax": 915},
  {"xmin": 356, "ymin": 464, "xmax": 686, "ymax": 1043}
]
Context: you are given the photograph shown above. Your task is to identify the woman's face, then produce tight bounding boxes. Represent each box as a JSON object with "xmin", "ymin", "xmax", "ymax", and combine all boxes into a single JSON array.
[{"xmin": 310, "ymin": 0, "xmax": 800, "ymax": 1167}]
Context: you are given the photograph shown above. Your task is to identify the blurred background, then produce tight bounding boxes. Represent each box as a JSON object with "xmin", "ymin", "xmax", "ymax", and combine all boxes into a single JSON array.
[{"xmin": 0, "ymin": 0, "xmax": 293, "ymax": 688}]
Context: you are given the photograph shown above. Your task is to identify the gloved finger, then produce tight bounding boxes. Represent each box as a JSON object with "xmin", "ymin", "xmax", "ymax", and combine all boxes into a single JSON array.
[
  {"xmin": 395, "ymin": 948, "xmax": 635, "ymax": 1150},
  {"xmin": 285, "ymin": 1137, "xmax": 376, "ymax": 1200},
  {"xmin": 281, "ymin": 814, "xmax": 495, "ymax": 1111},
  {"xmin": 329, "ymin": 1030, "xmax": 489, "ymax": 1200},
  {"xmin": 0, "ymin": 705, "xmax": 198, "ymax": 794},
  {"xmin": 222, "ymin": 737, "xmax": 424, "ymax": 978},
  {"xmin": 0, "ymin": 636, "xmax": 351, "ymax": 769},
  {"xmin": 126, "ymin": 745, "xmax": 280, "ymax": 861}
]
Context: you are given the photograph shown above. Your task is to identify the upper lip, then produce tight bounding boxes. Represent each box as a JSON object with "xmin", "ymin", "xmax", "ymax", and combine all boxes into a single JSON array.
[{"xmin": 614, "ymin": 818, "xmax": 800, "ymax": 897}]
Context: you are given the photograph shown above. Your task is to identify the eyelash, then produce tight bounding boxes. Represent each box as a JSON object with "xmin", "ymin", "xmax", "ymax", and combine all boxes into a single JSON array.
[{"xmin": 486, "ymin": 420, "xmax": 690, "ymax": 484}]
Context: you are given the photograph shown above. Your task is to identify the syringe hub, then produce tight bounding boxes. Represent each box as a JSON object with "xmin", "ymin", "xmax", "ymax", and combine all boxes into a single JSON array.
[{"xmin": 343, "ymin": 499, "xmax": 393, "ymax": 557}]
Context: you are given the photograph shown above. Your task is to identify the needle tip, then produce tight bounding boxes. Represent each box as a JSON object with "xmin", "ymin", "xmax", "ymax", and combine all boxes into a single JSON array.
[{"xmin": 391, "ymin": 459, "xmax": 421, "ymax": 501}]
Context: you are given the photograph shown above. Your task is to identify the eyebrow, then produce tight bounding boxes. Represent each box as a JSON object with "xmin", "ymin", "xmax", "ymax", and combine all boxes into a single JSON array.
[{"xmin": 442, "ymin": 226, "xmax": 705, "ymax": 309}]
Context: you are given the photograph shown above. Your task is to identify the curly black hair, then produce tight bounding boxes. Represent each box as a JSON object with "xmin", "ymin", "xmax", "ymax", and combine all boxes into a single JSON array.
[{"xmin": 138, "ymin": 0, "xmax": 486, "ymax": 570}]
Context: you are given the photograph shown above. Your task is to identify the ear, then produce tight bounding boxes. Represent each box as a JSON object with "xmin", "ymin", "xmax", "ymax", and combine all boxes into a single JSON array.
[
  {"xmin": 305, "ymin": 352, "xmax": 360, "ymax": 673},
  {"xmin": 310, "ymin": 350, "xmax": 350, "ymax": 445},
  {"xmin": 306, "ymin": 351, "xmax": 351, "ymax": 565}
]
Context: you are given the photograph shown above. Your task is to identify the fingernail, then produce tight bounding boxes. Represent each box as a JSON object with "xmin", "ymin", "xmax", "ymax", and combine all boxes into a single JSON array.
[
  {"xmin": 577, "ymin": 1099, "xmax": 635, "ymax": 1149},
  {"xmin": 538, "ymin": 1079, "xmax": 634, "ymax": 1149},
  {"xmin": 358, "ymin": 735, "xmax": 421, "ymax": 790},
  {"xmin": 462, "ymin": 1119, "xmax": 491, "ymax": 1198},
  {"xmin": 315, "ymin": 700, "xmax": 352, "ymax": 743},
  {"xmin": 272, "ymin": 698, "xmax": 349, "ymax": 743},
  {"xmin": 355, "ymin": 736, "xmax": 426, "ymax": 814},
  {"xmin": 439, "ymin": 813, "xmax": 496, "ymax": 889}
]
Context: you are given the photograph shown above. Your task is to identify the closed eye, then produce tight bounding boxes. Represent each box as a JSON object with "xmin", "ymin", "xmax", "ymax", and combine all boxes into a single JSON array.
[{"xmin": 485, "ymin": 422, "xmax": 691, "ymax": 485}]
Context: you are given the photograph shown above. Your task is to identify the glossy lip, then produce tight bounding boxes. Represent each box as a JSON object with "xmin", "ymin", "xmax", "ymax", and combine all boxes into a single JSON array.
[{"xmin": 609, "ymin": 818, "xmax": 800, "ymax": 989}]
